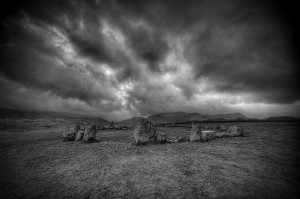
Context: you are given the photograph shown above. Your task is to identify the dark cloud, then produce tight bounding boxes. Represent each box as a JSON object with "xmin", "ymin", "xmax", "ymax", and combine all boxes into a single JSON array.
[{"xmin": 0, "ymin": 0, "xmax": 299, "ymax": 119}]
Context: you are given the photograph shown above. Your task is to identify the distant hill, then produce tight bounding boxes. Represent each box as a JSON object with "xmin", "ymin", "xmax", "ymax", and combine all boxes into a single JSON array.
[
  {"xmin": 0, "ymin": 107, "xmax": 84, "ymax": 119},
  {"xmin": 266, "ymin": 116, "xmax": 300, "ymax": 121},
  {"xmin": 0, "ymin": 107, "xmax": 109, "ymax": 131},
  {"xmin": 115, "ymin": 117, "xmax": 144, "ymax": 128},
  {"xmin": 147, "ymin": 112, "xmax": 247, "ymax": 124},
  {"xmin": 116, "ymin": 111, "xmax": 248, "ymax": 127}
]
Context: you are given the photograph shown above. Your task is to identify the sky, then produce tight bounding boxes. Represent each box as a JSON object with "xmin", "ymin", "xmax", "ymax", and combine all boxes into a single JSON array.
[{"xmin": 0, "ymin": 0, "xmax": 299, "ymax": 120}]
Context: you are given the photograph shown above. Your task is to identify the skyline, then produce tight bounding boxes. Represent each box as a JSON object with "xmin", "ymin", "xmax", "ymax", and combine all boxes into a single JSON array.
[{"xmin": 0, "ymin": 0, "xmax": 299, "ymax": 120}]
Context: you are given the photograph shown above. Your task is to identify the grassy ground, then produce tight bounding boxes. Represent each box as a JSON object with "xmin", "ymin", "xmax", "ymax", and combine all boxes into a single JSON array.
[{"xmin": 0, "ymin": 122, "xmax": 299, "ymax": 198}]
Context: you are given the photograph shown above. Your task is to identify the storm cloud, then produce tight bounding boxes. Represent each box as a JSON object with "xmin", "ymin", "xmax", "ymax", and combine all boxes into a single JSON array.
[{"xmin": 0, "ymin": 0, "xmax": 299, "ymax": 120}]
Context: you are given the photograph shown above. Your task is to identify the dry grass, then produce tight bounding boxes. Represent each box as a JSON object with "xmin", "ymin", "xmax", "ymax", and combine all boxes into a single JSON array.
[{"xmin": 0, "ymin": 122, "xmax": 300, "ymax": 198}]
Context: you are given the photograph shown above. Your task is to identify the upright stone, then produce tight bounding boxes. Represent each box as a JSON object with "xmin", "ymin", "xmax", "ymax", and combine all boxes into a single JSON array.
[
  {"xmin": 156, "ymin": 132, "xmax": 168, "ymax": 143},
  {"xmin": 133, "ymin": 119, "xmax": 156, "ymax": 145},
  {"xmin": 75, "ymin": 130, "xmax": 84, "ymax": 141},
  {"xmin": 201, "ymin": 130, "xmax": 215, "ymax": 141},
  {"xmin": 227, "ymin": 125, "xmax": 243, "ymax": 137},
  {"xmin": 62, "ymin": 124, "xmax": 80, "ymax": 141},
  {"xmin": 83, "ymin": 123, "xmax": 97, "ymax": 143},
  {"xmin": 190, "ymin": 123, "xmax": 202, "ymax": 142}
]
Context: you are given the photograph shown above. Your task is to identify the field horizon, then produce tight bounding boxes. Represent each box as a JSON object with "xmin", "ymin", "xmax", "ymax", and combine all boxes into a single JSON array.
[{"xmin": 1, "ymin": 113, "xmax": 299, "ymax": 198}]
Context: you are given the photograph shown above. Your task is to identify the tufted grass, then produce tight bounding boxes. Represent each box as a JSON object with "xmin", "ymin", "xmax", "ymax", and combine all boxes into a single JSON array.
[{"xmin": 0, "ymin": 122, "xmax": 300, "ymax": 198}]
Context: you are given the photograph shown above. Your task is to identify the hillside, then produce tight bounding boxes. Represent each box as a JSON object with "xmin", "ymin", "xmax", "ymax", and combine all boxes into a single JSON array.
[
  {"xmin": 115, "ymin": 117, "xmax": 144, "ymax": 128},
  {"xmin": 0, "ymin": 107, "xmax": 109, "ymax": 131},
  {"xmin": 147, "ymin": 112, "xmax": 247, "ymax": 124}
]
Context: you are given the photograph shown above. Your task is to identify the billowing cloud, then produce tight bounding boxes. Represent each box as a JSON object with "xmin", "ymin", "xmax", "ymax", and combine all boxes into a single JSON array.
[{"xmin": 0, "ymin": 0, "xmax": 299, "ymax": 120}]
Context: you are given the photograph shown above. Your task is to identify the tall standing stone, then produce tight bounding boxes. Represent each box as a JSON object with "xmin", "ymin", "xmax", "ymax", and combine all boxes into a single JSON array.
[
  {"xmin": 83, "ymin": 123, "xmax": 97, "ymax": 143},
  {"xmin": 75, "ymin": 130, "xmax": 84, "ymax": 141},
  {"xmin": 190, "ymin": 123, "xmax": 202, "ymax": 141},
  {"xmin": 133, "ymin": 119, "xmax": 156, "ymax": 145}
]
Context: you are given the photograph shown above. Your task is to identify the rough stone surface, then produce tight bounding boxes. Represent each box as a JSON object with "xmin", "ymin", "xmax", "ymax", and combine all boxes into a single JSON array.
[
  {"xmin": 133, "ymin": 119, "xmax": 156, "ymax": 145},
  {"xmin": 156, "ymin": 132, "xmax": 168, "ymax": 143},
  {"xmin": 62, "ymin": 125, "xmax": 80, "ymax": 141},
  {"xmin": 201, "ymin": 130, "xmax": 216, "ymax": 141},
  {"xmin": 190, "ymin": 123, "xmax": 202, "ymax": 142},
  {"xmin": 83, "ymin": 123, "xmax": 97, "ymax": 143},
  {"xmin": 75, "ymin": 130, "xmax": 84, "ymax": 141},
  {"xmin": 227, "ymin": 125, "xmax": 243, "ymax": 137}
]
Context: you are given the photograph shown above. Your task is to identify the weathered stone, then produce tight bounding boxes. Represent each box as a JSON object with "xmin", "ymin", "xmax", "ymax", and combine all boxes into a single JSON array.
[
  {"xmin": 62, "ymin": 124, "xmax": 80, "ymax": 141},
  {"xmin": 156, "ymin": 132, "xmax": 168, "ymax": 143},
  {"xmin": 190, "ymin": 123, "xmax": 202, "ymax": 142},
  {"xmin": 214, "ymin": 125, "xmax": 227, "ymax": 131},
  {"xmin": 83, "ymin": 123, "xmax": 97, "ymax": 143},
  {"xmin": 227, "ymin": 125, "xmax": 243, "ymax": 137},
  {"xmin": 133, "ymin": 119, "xmax": 156, "ymax": 145},
  {"xmin": 75, "ymin": 130, "xmax": 84, "ymax": 141},
  {"xmin": 201, "ymin": 130, "xmax": 216, "ymax": 141}
]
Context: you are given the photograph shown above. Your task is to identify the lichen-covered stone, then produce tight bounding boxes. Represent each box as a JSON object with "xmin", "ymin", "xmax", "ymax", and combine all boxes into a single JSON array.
[
  {"xmin": 201, "ymin": 130, "xmax": 216, "ymax": 141},
  {"xmin": 83, "ymin": 123, "xmax": 97, "ymax": 143},
  {"xmin": 227, "ymin": 125, "xmax": 243, "ymax": 137},
  {"xmin": 190, "ymin": 123, "xmax": 202, "ymax": 142},
  {"xmin": 62, "ymin": 125, "xmax": 80, "ymax": 141},
  {"xmin": 75, "ymin": 130, "xmax": 84, "ymax": 141},
  {"xmin": 156, "ymin": 132, "xmax": 168, "ymax": 143},
  {"xmin": 133, "ymin": 119, "xmax": 156, "ymax": 145}
]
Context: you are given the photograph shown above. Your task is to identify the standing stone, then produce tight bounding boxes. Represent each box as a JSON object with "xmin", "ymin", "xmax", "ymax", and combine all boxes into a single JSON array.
[
  {"xmin": 201, "ymin": 130, "xmax": 216, "ymax": 141},
  {"xmin": 62, "ymin": 125, "xmax": 80, "ymax": 141},
  {"xmin": 83, "ymin": 123, "xmax": 97, "ymax": 143},
  {"xmin": 156, "ymin": 132, "xmax": 168, "ymax": 143},
  {"xmin": 133, "ymin": 119, "xmax": 156, "ymax": 145},
  {"xmin": 227, "ymin": 125, "xmax": 243, "ymax": 137},
  {"xmin": 190, "ymin": 123, "xmax": 202, "ymax": 142},
  {"xmin": 75, "ymin": 130, "xmax": 84, "ymax": 141}
]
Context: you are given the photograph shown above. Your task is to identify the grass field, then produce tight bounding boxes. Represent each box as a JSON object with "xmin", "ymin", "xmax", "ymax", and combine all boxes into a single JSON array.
[{"xmin": 0, "ymin": 122, "xmax": 300, "ymax": 198}]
